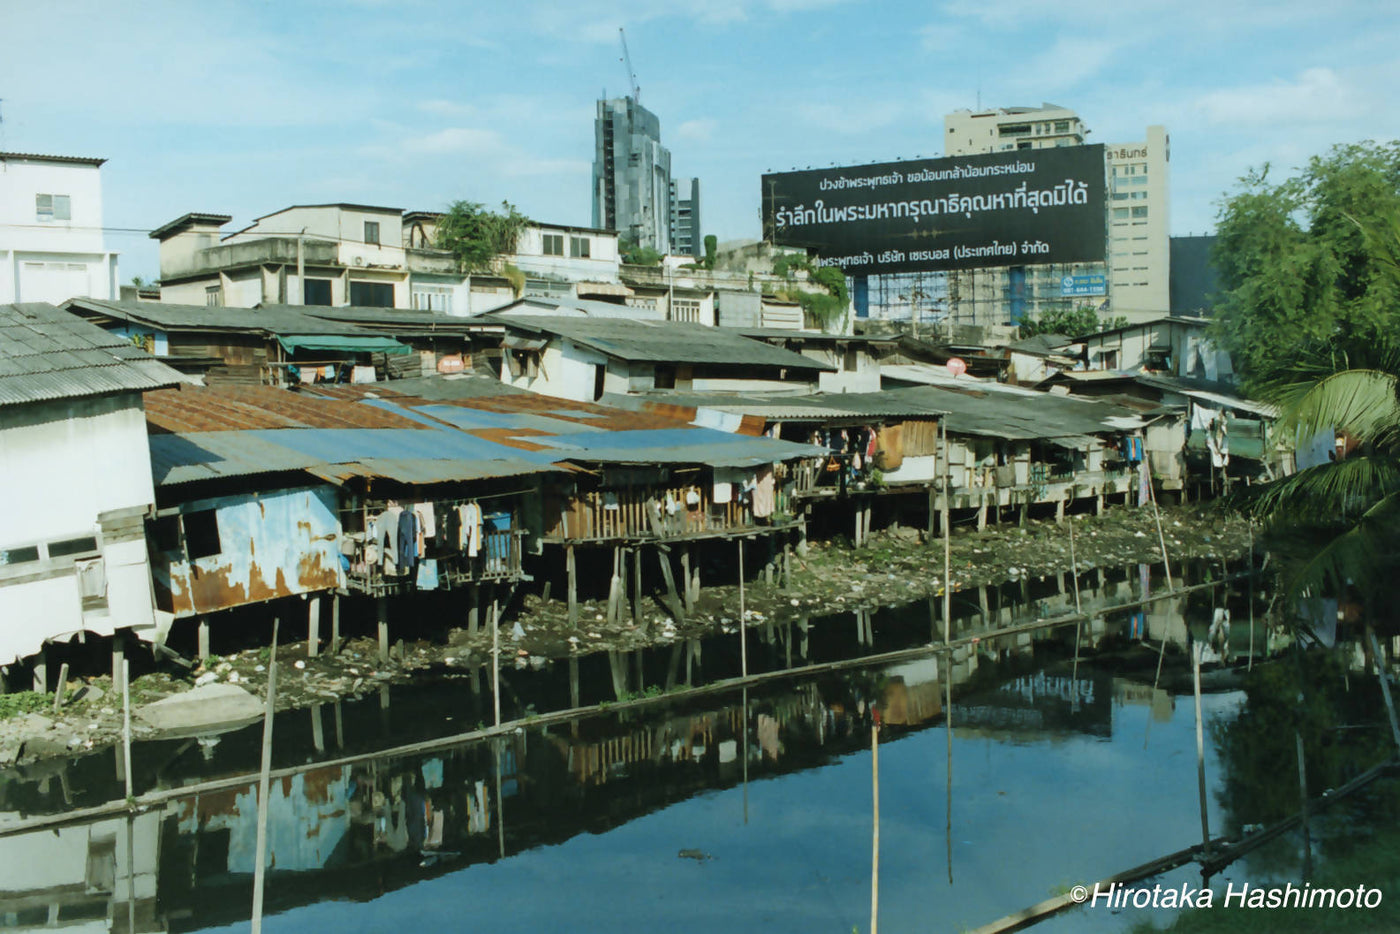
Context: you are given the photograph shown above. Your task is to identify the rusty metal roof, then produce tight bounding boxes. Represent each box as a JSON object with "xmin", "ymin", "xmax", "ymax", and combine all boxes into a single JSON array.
[
  {"xmin": 144, "ymin": 384, "xmax": 431, "ymax": 432},
  {"xmin": 0, "ymin": 303, "xmax": 182, "ymax": 407}
]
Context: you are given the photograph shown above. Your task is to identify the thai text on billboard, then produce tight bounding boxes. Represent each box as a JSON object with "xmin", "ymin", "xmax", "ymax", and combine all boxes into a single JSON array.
[{"xmin": 762, "ymin": 145, "xmax": 1107, "ymax": 275}]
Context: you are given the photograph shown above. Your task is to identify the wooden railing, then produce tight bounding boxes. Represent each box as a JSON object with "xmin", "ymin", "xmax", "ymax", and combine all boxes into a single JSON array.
[
  {"xmin": 547, "ymin": 484, "xmax": 791, "ymax": 542},
  {"xmin": 344, "ymin": 528, "xmax": 525, "ymax": 595}
]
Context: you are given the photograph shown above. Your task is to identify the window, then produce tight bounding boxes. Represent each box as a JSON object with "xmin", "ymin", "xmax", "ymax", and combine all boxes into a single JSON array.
[
  {"xmin": 349, "ymin": 281, "xmax": 395, "ymax": 307},
  {"xmin": 542, "ymin": 234, "xmax": 564, "ymax": 256},
  {"xmin": 1112, "ymin": 192, "xmax": 1130, "ymax": 201},
  {"xmin": 364, "ymin": 221, "xmax": 380, "ymax": 245},
  {"xmin": 570, "ymin": 236, "xmax": 591, "ymax": 258},
  {"xmin": 205, "ymin": 285, "xmax": 223, "ymax": 306},
  {"xmin": 1131, "ymin": 206, "xmax": 1149, "ymax": 218},
  {"xmin": 412, "ymin": 286, "xmax": 453, "ymax": 313},
  {"xmin": 182, "ymin": 510, "xmax": 221, "ymax": 560},
  {"xmin": 655, "ymin": 364, "xmax": 676, "ymax": 389},
  {"xmin": 1112, "ymin": 208, "xmax": 1130, "ymax": 219},
  {"xmin": 670, "ymin": 298, "xmax": 702, "ymax": 323},
  {"xmin": 0, "ymin": 544, "xmax": 40, "ymax": 567},
  {"xmin": 36, "ymin": 193, "xmax": 71, "ymax": 222},
  {"xmin": 1054, "ymin": 120, "xmax": 1070, "ymax": 133},
  {"xmin": 303, "ymin": 278, "xmax": 333, "ymax": 306},
  {"xmin": 49, "ymin": 536, "xmax": 99, "ymax": 558}
]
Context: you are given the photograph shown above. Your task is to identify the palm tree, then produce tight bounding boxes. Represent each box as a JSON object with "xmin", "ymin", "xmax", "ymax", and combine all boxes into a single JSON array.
[{"xmin": 1242, "ymin": 214, "xmax": 1400, "ymax": 610}]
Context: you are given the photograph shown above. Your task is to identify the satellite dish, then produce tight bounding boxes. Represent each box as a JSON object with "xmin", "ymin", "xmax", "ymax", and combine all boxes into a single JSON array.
[{"xmin": 947, "ymin": 357, "xmax": 967, "ymax": 378}]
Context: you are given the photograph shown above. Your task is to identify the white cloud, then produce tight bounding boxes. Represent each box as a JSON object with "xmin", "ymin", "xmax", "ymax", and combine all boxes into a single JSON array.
[
  {"xmin": 417, "ymin": 100, "xmax": 477, "ymax": 118},
  {"xmin": 401, "ymin": 127, "xmax": 505, "ymax": 155},
  {"xmin": 796, "ymin": 101, "xmax": 903, "ymax": 134},
  {"xmin": 1195, "ymin": 67, "xmax": 1365, "ymax": 127},
  {"xmin": 677, "ymin": 118, "xmax": 719, "ymax": 142}
]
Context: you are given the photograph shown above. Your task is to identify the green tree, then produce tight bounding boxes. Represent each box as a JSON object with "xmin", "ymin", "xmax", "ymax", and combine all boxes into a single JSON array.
[
  {"xmin": 1211, "ymin": 141, "xmax": 1400, "ymax": 390},
  {"xmin": 435, "ymin": 200, "xmax": 529, "ymax": 273},
  {"xmin": 703, "ymin": 234, "xmax": 717, "ymax": 270},
  {"xmin": 618, "ymin": 236, "xmax": 663, "ymax": 267},
  {"xmin": 1016, "ymin": 305, "xmax": 1126, "ymax": 339}
]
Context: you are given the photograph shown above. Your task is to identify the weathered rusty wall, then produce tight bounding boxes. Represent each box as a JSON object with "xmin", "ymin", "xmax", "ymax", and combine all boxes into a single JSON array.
[{"xmin": 162, "ymin": 485, "xmax": 343, "ymax": 617}]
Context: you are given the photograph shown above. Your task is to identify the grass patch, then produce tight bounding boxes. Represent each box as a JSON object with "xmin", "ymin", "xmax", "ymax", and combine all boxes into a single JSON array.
[{"xmin": 0, "ymin": 691, "xmax": 51, "ymax": 719}]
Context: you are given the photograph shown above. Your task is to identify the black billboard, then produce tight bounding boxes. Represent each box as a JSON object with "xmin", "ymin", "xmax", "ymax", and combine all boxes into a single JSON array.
[{"xmin": 762, "ymin": 145, "xmax": 1106, "ymax": 276}]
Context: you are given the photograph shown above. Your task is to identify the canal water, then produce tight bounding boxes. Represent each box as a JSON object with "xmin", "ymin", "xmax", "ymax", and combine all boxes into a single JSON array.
[{"xmin": 1, "ymin": 559, "xmax": 1389, "ymax": 932}]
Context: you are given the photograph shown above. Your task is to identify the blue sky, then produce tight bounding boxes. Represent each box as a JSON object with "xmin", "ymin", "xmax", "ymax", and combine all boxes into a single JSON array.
[{"xmin": 3, "ymin": 0, "xmax": 1397, "ymax": 282}]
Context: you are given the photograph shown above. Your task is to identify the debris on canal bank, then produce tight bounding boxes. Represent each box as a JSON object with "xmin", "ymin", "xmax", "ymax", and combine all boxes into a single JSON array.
[{"xmin": 0, "ymin": 502, "xmax": 1252, "ymax": 769}]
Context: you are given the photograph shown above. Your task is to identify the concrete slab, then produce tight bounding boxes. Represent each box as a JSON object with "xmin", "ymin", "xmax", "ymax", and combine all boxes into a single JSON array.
[{"xmin": 135, "ymin": 683, "xmax": 264, "ymax": 736}]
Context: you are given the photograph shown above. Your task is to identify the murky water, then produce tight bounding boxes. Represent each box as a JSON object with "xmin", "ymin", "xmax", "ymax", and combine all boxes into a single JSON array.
[{"xmin": 5, "ymin": 558, "xmax": 1378, "ymax": 933}]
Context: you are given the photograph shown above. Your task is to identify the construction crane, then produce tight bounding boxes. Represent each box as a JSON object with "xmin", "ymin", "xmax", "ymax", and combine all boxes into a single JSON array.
[{"xmin": 618, "ymin": 27, "xmax": 640, "ymax": 104}]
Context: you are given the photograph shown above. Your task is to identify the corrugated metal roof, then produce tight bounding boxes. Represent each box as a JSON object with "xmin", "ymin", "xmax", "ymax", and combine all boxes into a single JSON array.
[
  {"xmin": 0, "ymin": 303, "xmax": 182, "ymax": 407},
  {"xmin": 0, "ymin": 151, "xmax": 106, "ymax": 166},
  {"xmin": 145, "ymin": 385, "xmax": 430, "ymax": 432},
  {"xmin": 65, "ymin": 298, "xmax": 372, "ymax": 336},
  {"xmin": 605, "ymin": 388, "xmax": 949, "ymax": 421},
  {"xmin": 487, "ymin": 313, "xmax": 835, "ymax": 370}
]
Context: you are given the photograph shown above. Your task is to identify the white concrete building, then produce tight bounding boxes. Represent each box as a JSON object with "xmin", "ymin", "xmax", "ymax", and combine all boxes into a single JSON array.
[
  {"xmin": 0, "ymin": 303, "xmax": 182, "ymax": 677},
  {"xmin": 0, "ymin": 152, "xmax": 119, "ymax": 305},
  {"xmin": 151, "ymin": 204, "xmax": 470, "ymax": 313},
  {"xmin": 1105, "ymin": 126, "xmax": 1171, "ymax": 320},
  {"xmin": 944, "ymin": 103, "xmax": 1087, "ymax": 155}
]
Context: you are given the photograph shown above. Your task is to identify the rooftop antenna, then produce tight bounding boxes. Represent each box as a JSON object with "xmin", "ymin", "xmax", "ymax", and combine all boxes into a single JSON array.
[{"xmin": 618, "ymin": 27, "xmax": 640, "ymax": 104}]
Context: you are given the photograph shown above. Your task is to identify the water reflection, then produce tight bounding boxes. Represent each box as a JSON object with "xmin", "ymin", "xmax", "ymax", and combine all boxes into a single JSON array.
[{"xmin": 1, "ymin": 557, "xmax": 1320, "ymax": 933}]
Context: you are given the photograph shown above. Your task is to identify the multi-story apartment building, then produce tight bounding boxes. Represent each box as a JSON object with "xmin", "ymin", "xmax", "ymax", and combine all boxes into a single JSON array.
[
  {"xmin": 938, "ymin": 106, "xmax": 1170, "ymax": 328},
  {"xmin": 0, "ymin": 152, "xmax": 120, "ymax": 304},
  {"xmin": 669, "ymin": 177, "xmax": 702, "ymax": 259}
]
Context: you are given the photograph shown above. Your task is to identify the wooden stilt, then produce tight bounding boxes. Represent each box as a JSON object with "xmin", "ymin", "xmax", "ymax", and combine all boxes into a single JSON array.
[
  {"xmin": 198, "ymin": 618, "xmax": 210, "ymax": 663},
  {"xmin": 783, "ymin": 541, "xmax": 792, "ymax": 590},
  {"xmin": 468, "ymin": 583, "xmax": 480, "ymax": 636},
  {"xmin": 927, "ymin": 484, "xmax": 937, "ymax": 543},
  {"xmin": 121, "ymin": 658, "xmax": 132, "ymax": 799},
  {"xmin": 870, "ymin": 721, "xmax": 880, "ymax": 934},
  {"xmin": 632, "ymin": 546, "xmax": 642, "ymax": 625},
  {"xmin": 310, "ymin": 704, "xmax": 325, "ymax": 754},
  {"xmin": 854, "ymin": 503, "xmax": 863, "ymax": 548},
  {"xmin": 491, "ymin": 597, "xmax": 501, "ymax": 727},
  {"xmin": 1096, "ymin": 492, "xmax": 1105, "ymax": 516},
  {"xmin": 330, "ymin": 594, "xmax": 341, "ymax": 655},
  {"xmin": 32, "ymin": 649, "xmax": 46, "ymax": 694},
  {"xmin": 566, "ymin": 545, "xmax": 578, "ymax": 627},
  {"xmin": 738, "ymin": 537, "xmax": 748, "ymax": 678},
  {"xmin": 568, "ymin": 656, "xmax": 580, "ymax": 709},
  {"xmin": 307, "ymin": 595, "xmax": 321, "ymax": 658},
  {"xmin": 606, "ymin": 546, "xmax": 622, "ymax": 624},
  {"xmin": 1367, "ymin": 628, "xmax": 1400, "ymax": 752},
  {"xmin": 976, "ymin": 493, "xmax": 987, "ymax": 532},
  {"xmin": 681, "ymin": 546, "xmax": 695, "ymax": 612},
  {"xmin": 1055, "ymin": 497, "xmax": 1064, "ymax": 526},
  {"xmin": 655, "ymin": 546, "xmax": 684, "ymax": 622},
  {"xmin": 333, "ymin": 701, "xmax": 344, "ymax": 749},
  {"xmin": 112, "ymin": 635, "xmax": 124, "ymax": 695},
  {"xmin": 764, "ymin": 556, "xmax": 774, "ymax": 588},
  {"xmin": 51, "ymin": 663, "xmax": 68, "ymax": 713},
  {"xmin": 376, "ymin": 597, "xmax": 389, "ymax": 663}
]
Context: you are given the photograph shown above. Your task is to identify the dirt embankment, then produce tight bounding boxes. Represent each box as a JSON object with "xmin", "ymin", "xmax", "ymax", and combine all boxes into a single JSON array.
[{"xmin": 0, "ymin": 503, "xmax": 1251, "ymax": 767}]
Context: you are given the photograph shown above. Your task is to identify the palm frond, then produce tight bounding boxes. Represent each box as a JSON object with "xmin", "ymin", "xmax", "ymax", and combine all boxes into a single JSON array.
[
  {"xmin": 1269, "ymin": 368, "xmax": 1400, "ymax": 445},
  {"xmin": 1240, "ymin": 454, "xmax": 1400, "ymax": 521},
  {"xmin": 1266, "ymin": 489, "xmax": 1400, "ymax": 604}
]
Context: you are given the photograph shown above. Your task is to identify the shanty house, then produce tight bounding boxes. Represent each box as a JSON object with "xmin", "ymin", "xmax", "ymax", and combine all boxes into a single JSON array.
[
  {"xmin": 487, "ymin": 310, "xmax": 832, "ymax": 402},
  {"xmin": 0, "ymin": 303, "xmax": 181, "ymax": 677}
]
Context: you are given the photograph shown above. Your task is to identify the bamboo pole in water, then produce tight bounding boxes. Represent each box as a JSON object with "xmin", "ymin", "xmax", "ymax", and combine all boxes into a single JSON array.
[
  {"xmin": 738, "ymin": 537, "xmax": 748, "ymax": 679},
  {"xmin": 945, "ymin": 667, "xmax": 954, "ymax": 886},
  {"xmin": 870, "ymin": 720, "xmax": 880, "ymax": 934},
  {"xmin": 1296, "ymin": 725, "xmax": 1312, "ymax": 879},
  {"xmin": 1193, "ymin": 641, "xmax": 1211, "ymax": 860},
  {"xmin": 492, "ymin": 597, "xmax": 501, "ymax": 728},
  {"xmin": 942, "ymin": 419, "xmax": 952, "ymax": 645},
  {"xmin": 251, "ymin": 617, "xmax": 280, "ymax": 934},
  {"xmin": 1070, "ymin": 517, "xmax": 1083, "ymax": 689}
]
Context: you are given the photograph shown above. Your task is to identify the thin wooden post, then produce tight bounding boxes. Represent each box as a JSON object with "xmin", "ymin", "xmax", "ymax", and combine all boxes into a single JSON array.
[
  {"xmin": 607, "ymin": 546, "xmax": 622, "ymax": 624},
  {"xmin": 783, "ymin": 541, "xmax": 792, "ymax": 589},
  {"xmin": 632, "ymin": 546, "xmax": 642, "ymax": 625},
  {"xmin": 738, "ymin": 537, "xmax": 748, "ymax": 678},
  {"xmin": 376, "ymin": 597, "xmax": 389, "ymax": 663},
  {"xmin": 566, "ymin": 545, "xmax": 578, "ymax": 626},
  {"xmin": 310, "ymin": 704, "xmax": 325, "ymax": 754},
  {"xmin": 307, "ymin": 595, "xmax": 321, "ymax": 659},
  {"xmin": 1366, "ymin": 628, "xmax": 1400, "ymax": 752},
  {"xmin": 854, "ymin": 502, "xmax": 863, "ymax": 548},
  {"xmin": 1070, "ymin": 517, "xmax": 1083, "ymax": 685},
  {"xmin": 330, "ymin": 594, "xmax": 341, "ymax": 655},
  {"xmin": 468, "ymin": 583, "xmax": 481, "ymax": 636},
  {"xmin": 1296, "ymin": 725, "xmax": 1312, "ymax": 879},
  {"xmin": 976, "ymin": 492, "xmax": 987, "ymax": 532},
  {"xmin": 1193, "ymin": 642, "xmax": 1211, "ymax": 859},
  {"xmin": 112, "ymin": 635, "xmax": 124, "ymax": 695},
  {"xmin": 1247, "ymin": 524, "xmax": 1255, "ymax": 672},
  {"xmin": 681, "ymin": 546, "xmax": 694, "ymax": 612},
  {"xmin": 942, "ymin": 420, "xmax": 952, "ymax": 645},
  {"xmin": 32, "ymin": 649, "xmax": 46, "ymax": 694},
  {"xmin": 51, "ymin": 663, "xmax": 68, "ymax": 713},
  {"xmin": 870, "ymin": 720, "xmax": 880, "ymax": 934},
  {"xmin": 121, "ymin": 659, "xmax": 133, "ymax": 801},
  {"xmin": 491, "ymin": 597, "xmax": 501, "ymax": 727},
  {"xmin": 198, "ymin": 618, "xmax": 210, "ymax": 663},
  {"xmin": 250, "ymin": 618, "xmax": 280, "ymax": 934}
]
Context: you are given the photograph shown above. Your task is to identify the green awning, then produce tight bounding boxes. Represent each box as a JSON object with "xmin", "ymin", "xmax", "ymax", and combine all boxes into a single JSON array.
[{"xmin": 277, "ymin": 334, "xmax": 412, "ymax": 355}]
